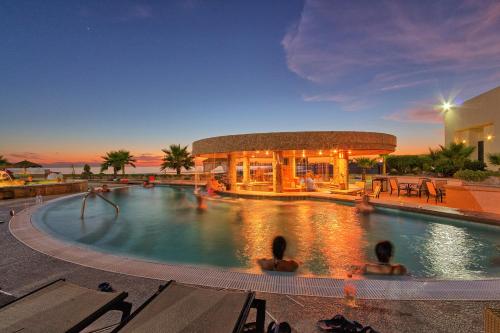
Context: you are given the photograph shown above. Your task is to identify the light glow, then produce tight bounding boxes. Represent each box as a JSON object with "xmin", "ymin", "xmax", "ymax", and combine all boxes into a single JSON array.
[{"xmin": 441, "ymin": 101, "xmax": 453, "ymax": 112}]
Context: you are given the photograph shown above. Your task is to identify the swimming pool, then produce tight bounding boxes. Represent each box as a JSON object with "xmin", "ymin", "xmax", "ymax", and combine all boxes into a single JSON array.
[{"xmin": 33, "ymin": 186, "xmax": 500, "ymax": 279}]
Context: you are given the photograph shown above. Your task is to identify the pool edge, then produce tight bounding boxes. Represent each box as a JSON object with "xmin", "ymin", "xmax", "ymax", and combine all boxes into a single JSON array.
[{"xmin": 8, "ymin": 195, "xmax": 500, "ymax": 301}]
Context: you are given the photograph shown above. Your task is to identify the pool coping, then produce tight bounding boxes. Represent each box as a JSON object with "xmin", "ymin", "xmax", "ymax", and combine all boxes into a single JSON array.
[{"xmin": 8, "ymin": 192, "xmax": 500, "ymax": 301}]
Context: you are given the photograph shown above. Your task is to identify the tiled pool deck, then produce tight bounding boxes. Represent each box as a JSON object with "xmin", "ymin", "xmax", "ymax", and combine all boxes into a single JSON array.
[
  {"xmin": 2, "ymin": 193, "xmax": 500, "ymax": 333},
  {"xmin": 9, "ymin": 192, "xmax": 500, "ymax": 302}
]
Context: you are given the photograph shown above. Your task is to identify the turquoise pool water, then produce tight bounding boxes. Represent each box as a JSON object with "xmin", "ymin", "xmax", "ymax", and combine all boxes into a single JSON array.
[{"xmin": 34, "ymin": 186, "xmax": 500, "ymax": 279}]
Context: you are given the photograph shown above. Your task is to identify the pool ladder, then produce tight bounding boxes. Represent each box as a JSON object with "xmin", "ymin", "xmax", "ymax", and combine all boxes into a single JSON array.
[{"xmin": 81, "ymin": 191, "xmax": 119, "ymax": 219}]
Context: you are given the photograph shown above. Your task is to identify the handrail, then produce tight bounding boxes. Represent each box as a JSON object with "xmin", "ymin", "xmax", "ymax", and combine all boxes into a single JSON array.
[{"xmin": 81, "ymin": 191, "xmax": 120, "ymax": 219}]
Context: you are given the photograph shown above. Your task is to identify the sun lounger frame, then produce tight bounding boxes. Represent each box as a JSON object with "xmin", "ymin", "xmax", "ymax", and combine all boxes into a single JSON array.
[
  {"xmin": 113, "ymin": 280, "xmax": 266, "ymax": 333},
  {"xmin": 0, "ymin": 278, "xmax": 132, "ymax": 333}
]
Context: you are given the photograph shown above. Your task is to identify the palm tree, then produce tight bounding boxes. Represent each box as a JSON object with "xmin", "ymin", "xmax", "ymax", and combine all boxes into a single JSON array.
[
  {"xmin": 438, "ymin": 142, "xmax": 475, "ymax": 170},
  {"xmin": 356, "ymin": 157, "xmax": 377, "ymax": 181},
  {"xmin": 488, "ymin": 153, "xmax": 500, "ymax": 171},
  {"xmin": 82, "ymin": 164, "xmax": 93, "ymax": 179},
  {"xmin": 161, "ymin": 144, "xmax": 194, "ymax": 175},
  {"xmin": 101, "ymin": 150, "xmax": 136, "ymax": 177},
  {"xmin": 117, "ymin": 150, "xmax": 136, "ymax": 176}
]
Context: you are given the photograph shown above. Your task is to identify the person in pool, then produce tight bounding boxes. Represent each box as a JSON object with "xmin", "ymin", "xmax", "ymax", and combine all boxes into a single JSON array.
[
  {"xmin": 356, "ymin": 195, "xmax": 374, "ymax": 214},
  {"xmin": 362, "ymin": 240, "xmax": 407, "ymax": 275},
  {"xmin": 194, "ymin": 187, "xmax": 207, "ymax": 210},
  {"xmin": 143, "ymin": 180, "xmax": 154, "ymax": 188},
  {"xmin": 258, "ymin": 236, "xmax": 299, "ymax": 272}
]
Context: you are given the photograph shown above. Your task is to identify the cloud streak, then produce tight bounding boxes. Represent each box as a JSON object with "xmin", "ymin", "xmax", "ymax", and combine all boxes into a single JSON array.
[
  {"xmin": 283, "ymin": 0, "xmax": 500, "ymax": 85},
  {"xmin": 383, "ymin": 103, "xmax": 444, "ymax": 124},
  {"xmin": 283, "ymin": 0, "xmax": 500, "ymax": 113}
]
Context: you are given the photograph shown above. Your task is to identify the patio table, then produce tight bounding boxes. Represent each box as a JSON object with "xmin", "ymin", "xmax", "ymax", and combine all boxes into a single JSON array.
[
  {"xmin": 372, "ymin": 177, "xmax": 389, "ymax": 192},
  {"xmin": 398, "ymin": 182, "xmax": 419, "ymax": 196}
]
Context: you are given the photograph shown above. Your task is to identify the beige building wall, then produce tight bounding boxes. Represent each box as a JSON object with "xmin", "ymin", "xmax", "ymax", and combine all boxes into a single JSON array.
[{"xmin": 444, "ymin": 86, "xmax": 500, "ymax": 166}]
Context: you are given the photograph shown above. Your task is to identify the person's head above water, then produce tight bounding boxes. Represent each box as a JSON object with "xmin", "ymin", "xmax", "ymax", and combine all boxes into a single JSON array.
[
  {"xmin": 375, "ymin": 240, "xmax": 393, "ymax": 263},
  {"xmin": 272, "ymin": 236, "xmax": 287, "ymax": 260}
]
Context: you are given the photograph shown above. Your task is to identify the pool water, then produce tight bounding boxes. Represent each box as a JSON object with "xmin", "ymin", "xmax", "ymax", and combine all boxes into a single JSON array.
[{"xmin": 34, "ymin": 186, "xmax": 500, "ymax": 279}]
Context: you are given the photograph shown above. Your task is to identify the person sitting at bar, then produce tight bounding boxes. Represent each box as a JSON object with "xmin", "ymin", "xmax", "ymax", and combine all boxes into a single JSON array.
[
  {"xmin": 362, "ymin": 241, "xmax": 407, "ymax": 275},
  {"xmin": 143, "ymin": 180, "xmax": 154, "ymax": 188},
  {"xmin": 258, "ymin": 236, "xmax": 299, "ymax": 272},
  {"xmin": 305, "ymin": 172, "xmax": 316, "ymax": 192}
]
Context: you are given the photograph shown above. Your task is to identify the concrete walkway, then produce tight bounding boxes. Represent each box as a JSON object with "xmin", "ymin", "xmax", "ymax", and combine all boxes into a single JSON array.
[{"xmin": 0, "ymin": 196, "xmax": 499, "ymax": 332}]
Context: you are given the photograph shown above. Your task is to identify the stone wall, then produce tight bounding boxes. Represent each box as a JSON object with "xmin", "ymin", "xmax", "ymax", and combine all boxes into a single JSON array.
[{"xmin": 0, "ymin": 180, "xmax": 88, "ymax": 200}]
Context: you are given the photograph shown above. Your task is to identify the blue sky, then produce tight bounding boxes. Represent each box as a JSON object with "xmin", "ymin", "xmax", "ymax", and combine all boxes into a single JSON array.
[{"xmin": 1, "ymin": 0, "xmax": 499, "ymax": 166}]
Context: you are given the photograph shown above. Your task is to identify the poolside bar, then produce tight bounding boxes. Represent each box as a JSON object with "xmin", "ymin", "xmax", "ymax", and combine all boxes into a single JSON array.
[{"xmin": 192, "ymin": 131, "xmax": 397, "ymax": 193}]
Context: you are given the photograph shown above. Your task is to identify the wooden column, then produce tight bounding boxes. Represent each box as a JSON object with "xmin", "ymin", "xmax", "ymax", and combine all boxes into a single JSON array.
[
  {"xmin": 333, "ymin": 152, "xmax": 349, "ymax": 190},
  {"xmin": 227, "ymin": 153, "xmax": 237, "ymax": 191},
  {"xmin": 243, "ymin": 156, "xmax": 250, "ymax": 183},
  {"xmin": 338, "ymin": 151, "xmax": 349, "ymax": 190},
  {"xmin": 272, "ymin": 151, "xmax": 283, "ymax": 193},
  {"xmin": 291, "ymin": 157, "xmax": 296, "ymax": 179}
]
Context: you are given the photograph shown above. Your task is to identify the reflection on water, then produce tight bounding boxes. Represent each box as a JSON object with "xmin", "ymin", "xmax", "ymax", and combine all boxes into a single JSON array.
[
  {"xmin": 422, "ymin": 223, "xmax": 485, "ymax": 279},
  {"xmin": 34, "ymin": 187, "xmax": 500, "ymax": 279}
]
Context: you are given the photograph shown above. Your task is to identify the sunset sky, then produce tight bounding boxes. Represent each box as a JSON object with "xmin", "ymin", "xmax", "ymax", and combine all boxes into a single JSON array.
[{"xmin": 1, "ymin": 0, "xmax": 500, "ymax": 167}]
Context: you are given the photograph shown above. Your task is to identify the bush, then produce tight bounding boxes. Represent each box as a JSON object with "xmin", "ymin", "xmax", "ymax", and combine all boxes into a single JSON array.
[
  {"xmin": 453, "ymin": 169, "xmax": 490, "ymax": 182},
  {"xmin": 434, "ymin": 159, "xmax": 459, "ymax": 177},
  {"xmin": 386, "ymin": 155, "xmax": 426, "ymax": 174},
  {"xmin": 463, "ymin": 159, "xmax": 486, "ymax": 171}
]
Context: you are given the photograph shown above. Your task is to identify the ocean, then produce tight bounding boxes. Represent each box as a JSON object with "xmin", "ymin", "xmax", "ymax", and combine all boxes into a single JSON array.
[{"xmin": 6, "ymin": 166, "xmax": 189, "ymax": 175}]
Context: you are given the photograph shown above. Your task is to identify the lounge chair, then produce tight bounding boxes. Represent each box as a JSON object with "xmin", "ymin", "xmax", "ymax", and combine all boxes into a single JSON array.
[
  {"xmin": 368, "ymin": 184, "xmax": 381, "ymax": 199},
  {"xmin": 113, "ymin": 281, "xmax": 266, "ymax": 333},
  {"xmin": 425, "ymin": 181, "xmax": 443, "ymax": 203},
  {"xmin": 0, "ymin": 279, "xmax": 132, "ymax": 333},
  {"xmin": 389, "ymin": 178, "xmax": 406, "ymax": 196}
]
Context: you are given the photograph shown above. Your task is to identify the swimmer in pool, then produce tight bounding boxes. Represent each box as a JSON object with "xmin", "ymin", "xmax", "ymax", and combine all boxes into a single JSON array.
[
  {"xmin": 194, "ymin": 187, "xmax": 207, "ymax": 210},
  {"xmin": 362, "ymin": 241, "xmax": 407, "ymax": 276},
  {"xmin": 356, "ymin": 195, "xmax": 374, "ymax": 214},
  {"xmin": 258, "ymin": 236, "xmax": 298, "ymax": 273}
]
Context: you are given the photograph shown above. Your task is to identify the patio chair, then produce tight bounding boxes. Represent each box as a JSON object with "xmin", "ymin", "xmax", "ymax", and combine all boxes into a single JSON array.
[
  {"xmin": 389, "ymin": 178, "xmax": 406, "ymax": 196},
  {"xmin": 113, "ymin": 281, "xmax": 266, "ymax": 333},
  {"xmin": 0, "ymin": 279, "xmax": 132, "ymax": 333},
  {"xmin": 368, "ymin": 184, "xmax": 381, "ymax": 199},
  {"xmin": 434, "ymin": 179, "xmax": 447, "ymax": 198},
  {"xmin": 425, "ymin": 181, "xmax": 443, "ymax": 203},
  {"xmin": 354, "ymin": 181, "xmax": 366, "ymax": 196},
  {"xmin": 408, "ymin": 178, "xmax": 429, "ymax": 197}
]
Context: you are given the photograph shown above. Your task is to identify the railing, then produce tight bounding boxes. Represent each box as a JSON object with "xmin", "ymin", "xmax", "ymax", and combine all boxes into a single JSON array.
[{"xmin": 81, "ymin": 191, "xmax": 119, "ymax": 219}]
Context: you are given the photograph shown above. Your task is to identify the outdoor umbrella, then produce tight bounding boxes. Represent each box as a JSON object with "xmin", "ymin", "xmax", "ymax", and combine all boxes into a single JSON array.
[{"xmin": 13, "ymin": 160, "xmax": 42, "ymax": 174}]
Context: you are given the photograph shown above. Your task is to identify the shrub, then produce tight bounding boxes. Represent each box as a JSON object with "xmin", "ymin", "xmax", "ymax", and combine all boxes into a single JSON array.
[
  {"xmin": 488, "ymin": 153, "xmax": 500, "ymax": 170},
  {"xmin": 386, "ymin": 155, "xmax": 425, "ymax": 174},
  {"xmin": 463, "ymin": 159, "xmax": 487, "ymax": 171},
  {"xmin": 453, "ymin": 169, "xmax": 490, "ymax": 182}
]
